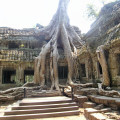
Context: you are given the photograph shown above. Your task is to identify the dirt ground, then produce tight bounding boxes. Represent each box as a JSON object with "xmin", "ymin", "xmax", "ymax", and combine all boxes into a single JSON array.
[
  {"xmin": 0, "ymin": 101, "xmax": 87, "ymax": 120},
  {"xmin": 0, "ymin": 100, "xmax": 17, "ymax": 112}
]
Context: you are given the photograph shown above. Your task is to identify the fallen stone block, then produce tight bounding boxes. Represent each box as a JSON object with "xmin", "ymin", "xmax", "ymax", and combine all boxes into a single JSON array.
[
  {"xmin": 74, "ymin": 95, "xmax": 88, "ymax": 107},
  {"xmin": 83, "ymin": 102, "xmax": 96, "ymax": 108},
  {"xmin": 90, "ymin": 113, "xmax": 107, "ymax": 120},
  {"xmin": 84, "ymin": 108, "xmax": 100, "ymax": 119}
]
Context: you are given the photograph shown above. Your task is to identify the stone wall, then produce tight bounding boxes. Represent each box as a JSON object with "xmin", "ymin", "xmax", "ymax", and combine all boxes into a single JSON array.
[
  {"xmin": 79, "ymin": 1, "xmax": 120, "ymax": 87},
  {"xmin": 0, "ymin": 61, "xmax": 34, "ymax": 90}
]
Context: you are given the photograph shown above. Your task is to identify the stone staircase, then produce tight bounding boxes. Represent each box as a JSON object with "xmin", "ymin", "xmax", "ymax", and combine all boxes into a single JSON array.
[{"xmin": 0, "ymin": 96, "xmax": 80, "ymax": 120}]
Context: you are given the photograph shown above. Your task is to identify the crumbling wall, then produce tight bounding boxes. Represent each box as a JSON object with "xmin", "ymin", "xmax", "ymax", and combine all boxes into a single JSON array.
[{"xmin": 79, "ymin": 1, "xmax": 120, "ymax": 87}]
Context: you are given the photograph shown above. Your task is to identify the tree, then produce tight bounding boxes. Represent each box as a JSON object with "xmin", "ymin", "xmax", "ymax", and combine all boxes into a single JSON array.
[
  {"xmin": 86, "ymin": 0, "xmax": 117, "ymax": 20},
  {"xmin": 86, "ymin": 4, "xmax": 99, "ymax": 20},
  {"xmin": 34, "ymin": 0, "xmax": 84, "ymax": 91}
]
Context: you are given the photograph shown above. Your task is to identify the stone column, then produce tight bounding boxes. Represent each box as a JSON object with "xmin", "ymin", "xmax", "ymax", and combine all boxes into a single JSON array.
[
  {"xmin": 96, "ymin": 61, "xmax": 99, "ymax": 79},
  {"xmin": 20, "ymin": 67, "xmax": 24, "ymax": 83},
  {"xmin": 17, "ymin": 65, "xmax": 24, "ymax": 83},
  {"xmin": 0, "ymin": 67, "xmax": 2, "ymax": 84},
  {"xmin": 85, "ymin": 59, "xmax": 89, "ymax": 80}
]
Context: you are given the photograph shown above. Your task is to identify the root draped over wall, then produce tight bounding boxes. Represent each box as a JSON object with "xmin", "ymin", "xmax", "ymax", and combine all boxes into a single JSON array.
[{"xmin": 96, "ymin": 45, "xmax": 110, "ymax": 87}]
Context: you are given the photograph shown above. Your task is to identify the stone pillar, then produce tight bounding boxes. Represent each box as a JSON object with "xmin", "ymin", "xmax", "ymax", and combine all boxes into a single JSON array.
[
  {"xmin": 0, "ymin": 67, "xmax": 2, "ymax": 84},
  {"xmin": 85, "ymin": 59, "xmax": 89, "ymax": 80},
  {"xmin": 96, "ymin": 61, "xmax": 99, "ymax": 79},
  {"xmin": 109, "ymin": 53, "xmax": 117, "ymax": 77},
  {"xmin": 16, "ymin": 65, "xmax": 24, "ymax": 83},
  {"xmin": 20, "ymin": 67, "xmax": 24, "ymax": 83}
]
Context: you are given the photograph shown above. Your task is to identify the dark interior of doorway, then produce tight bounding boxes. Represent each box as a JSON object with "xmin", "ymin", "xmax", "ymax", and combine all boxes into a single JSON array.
[{"xmin": 2, "ymin": 70, "xmax": 16, "ymax": 84}]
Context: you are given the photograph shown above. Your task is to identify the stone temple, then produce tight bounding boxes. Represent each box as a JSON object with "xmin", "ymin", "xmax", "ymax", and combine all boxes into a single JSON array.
[
  {"xmin": 0, "ymin": 1, "xmax": 120, "ymax": 90},
  {"xmin": 0, "ymin": 0, "xmax": 120, "ymax": 120}
]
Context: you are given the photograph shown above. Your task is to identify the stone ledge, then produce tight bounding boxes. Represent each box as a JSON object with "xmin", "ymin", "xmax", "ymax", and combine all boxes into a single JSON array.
[{"xmin": 88, "ymin": 95, "xmax": 120, "ymax": 110}]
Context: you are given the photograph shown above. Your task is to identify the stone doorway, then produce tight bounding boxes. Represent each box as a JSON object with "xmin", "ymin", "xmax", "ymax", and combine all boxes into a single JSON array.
[
  {"xmin": 24, "ymin": 70, "xmax": 34, "ymax": 83},
  {"xmin": 117, "ymin": 54, "xmax": 120, "ymax": 75},
  {"xmin": 58, "ymin": 66, "xmax": 68, "ymax": 84},
  {"xmin": 97, "ymin": 62, "xmax": 103, "ymax": 75},
  {"xmin": 2, "ymin": 69, "xmax": 16, "ymax": 84}
]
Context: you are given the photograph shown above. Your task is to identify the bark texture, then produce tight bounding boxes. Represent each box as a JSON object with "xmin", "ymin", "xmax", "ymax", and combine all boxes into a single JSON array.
[
  {"xmin": 96, "ymin": 45, "xmax": 110, "ymax": 87},
  {"xmin": 34, "ymin": 0, "xmax": 84, "ymax": 90}
]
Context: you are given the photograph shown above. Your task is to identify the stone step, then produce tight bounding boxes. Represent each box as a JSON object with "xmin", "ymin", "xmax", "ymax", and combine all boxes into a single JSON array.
[
  {"xmin": 4, "ymin": 106, "xmax": 79, "ymax": 115},
  {"xmin": 88, "ymin": 95, "xmax": 120, "ymax": 110},
  {"xmin": 0, "ymin": 110, "xmax": 80, "ymax": 120},
  {"xmin": 74, "ymin": 95, "xmax": 88, "ymax": 107},
  {"xmin": 84, "ymin": 108, "xmax": 99, "ymax": 119},
  {"xmin": 19, "ymin": 99, "xmax": 72, "ymax": 106},
  {"xmin": 12, "ymin": 102, "xmax": 77, "ymax": 110},
  {"xmin": 90, "ymin": 112, "xmax": 114, "ymax": 120}
]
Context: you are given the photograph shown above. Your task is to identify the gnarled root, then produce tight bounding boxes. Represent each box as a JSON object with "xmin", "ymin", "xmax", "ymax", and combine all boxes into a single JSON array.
[{"xmin": 96, "ymin": 45, "xmax": 110, "ymax": 87}]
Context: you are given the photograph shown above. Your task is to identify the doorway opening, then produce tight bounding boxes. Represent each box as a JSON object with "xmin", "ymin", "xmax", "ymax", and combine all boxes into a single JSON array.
[
  {"xmin": 81, "ymin": 64, "xmax": 86, "ymax": 77},
  {"xmin": 58, "ymin": 66, "xmax": 68, "ymax": 79},
  {"xmin": 2, "ymin": 70, "xmax": 16, "ymax": 84},
  {"xmin": 24, "ymin": 70, "xmax": 34, "ymax": 83},
  {"xmin": 98, "ymin": 62, "xmax": 103, "ymax": 75}
]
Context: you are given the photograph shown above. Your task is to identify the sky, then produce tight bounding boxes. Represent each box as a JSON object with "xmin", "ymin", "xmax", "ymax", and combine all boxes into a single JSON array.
[{"xmin": 0, "ymin": 0, "xmax": 116, "ymax": 33}]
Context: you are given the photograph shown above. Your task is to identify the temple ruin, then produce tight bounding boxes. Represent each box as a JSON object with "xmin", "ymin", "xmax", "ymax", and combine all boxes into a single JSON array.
[
  {"xmin": 0, "ymin": 0, "xmax": 120, "ymax": 90},
  {"xmin": 0, "ymin": 0, "xmax": 120, "ymax": 120}
]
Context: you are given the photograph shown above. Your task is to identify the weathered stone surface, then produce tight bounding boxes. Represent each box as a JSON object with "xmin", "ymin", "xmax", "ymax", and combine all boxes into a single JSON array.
[
  {"xmin": 94, "ymin": 104, "xmax": 104, "ymax": 110},
  {"xmin": 88, "ymin": 95, "xmax": 120, "ymax": 110},
  {"xmin": 99, "ymin": 89, "xmax": 120, "ymax": 97},
  {"xmin": 83, "ymin": 102, "xmax": 96, "ymax": 108},
  {"xmin": 84, "ymin": 108, "xmax": 100, "ymax": 119},
  {"xmin": 74, "ymin": 95, "xmax": 88, "ymax": 107},
  {"xmin": 90, "ymin": 113, "xmax": 107, "ymax": 120},
  {"xmin": 85, "ymin": 108, "xmax": 111, "ymax": 120},
  {"xmin": 85, "ymin": 1, "xmax": 120, "ymax": 49},
  {"xmin": 105, "ymin": 112, "xmax": 120, "ymax": 120}
]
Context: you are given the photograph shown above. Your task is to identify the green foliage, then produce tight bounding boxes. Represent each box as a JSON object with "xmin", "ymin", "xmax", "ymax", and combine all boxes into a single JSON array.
[
  {"xmin": 95, "ymin": 79, "xmax": 102, "ymax": 83},
  {"xmin": 86, "ymin": 4, "xmax": 99, "ymax": 20},
  {"xmin": 25, "ymin": 75, "xmax": 34, "ymax": 82},
  {"xmin": 15, "ymin": 79, "xmax": 24, "ymax": 87},
  {"xmin": 86, "ymin": 0, "xmax": 118, "ymax": 20}
]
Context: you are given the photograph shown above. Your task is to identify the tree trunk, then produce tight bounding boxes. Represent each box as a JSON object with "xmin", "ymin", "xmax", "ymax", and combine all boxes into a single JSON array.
[
  {"xmin": 96, "ymin": 45, "xmax": 110, "ymax": 87},
  {"xmin": 34, "ymin": 0, "xmax": 84, "ymax": 90}
]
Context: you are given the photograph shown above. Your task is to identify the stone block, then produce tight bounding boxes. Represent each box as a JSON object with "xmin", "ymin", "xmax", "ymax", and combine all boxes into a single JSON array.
[
  {"xmin": 84, "ymin": 108, "xmax": 100, "ymax": 119},
  {"xmin": 109, "ymin": 104, "xmax": 118, "ymax": 110},
  {"xmin": 90, "ymin": 113, "xmax": 107, "ymax": 120},
  {"xmin": 75, "ymin": 95, "xmax": 88, "ymax": 107},
  {"xmin": 98, "ymin": 97, "xmax": 108, "ymax": 105},
  {"xmin": 83, "ymin": 102, "xmax": 96, "ymax": 108},
  {"xmin": 94, "ymin": 97, "xmax": 100, "ymax": 104}
]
